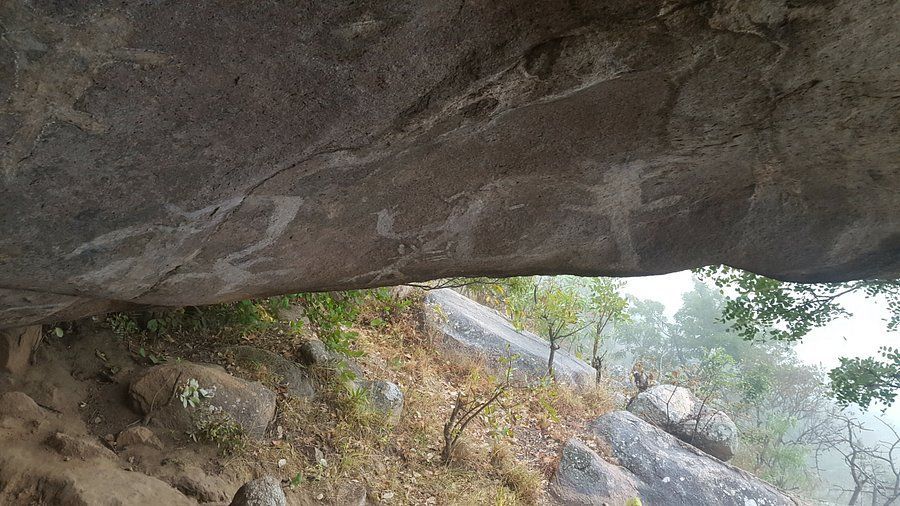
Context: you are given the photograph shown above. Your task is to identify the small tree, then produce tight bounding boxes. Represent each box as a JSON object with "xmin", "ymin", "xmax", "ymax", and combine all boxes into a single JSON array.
[
  {"xmin": 441, "ymin": 356, "xmax": 514, "ymax": 464},
  {"xmin": 585, "ymin": 278, "xmax": 628, "ymax": 382},
  {"xmin": 508, "ymin": 278, "xmax": 587, "ymax": 378}
]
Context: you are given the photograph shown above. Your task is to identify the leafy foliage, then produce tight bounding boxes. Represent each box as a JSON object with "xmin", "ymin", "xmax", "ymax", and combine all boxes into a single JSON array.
[
  {"xmin": 180, "ymin": 378, "xmax": 215, "ymax": 408},
  {"xmin": 696, "ymin": 266, "xmax": 899, "ymax": 342},
  {"xmin": 293, "ymin": 291, "xmax": 365, "ymax": 355},
  {"xmin": 504, "ymin": 277, "xmax": 587, "ymax": 377},
  {"xmin": 696, "ymin": 266, "xmax": 900, "ymax": 408},
  {"xmin": 191, "ymin": 408, "xmax": 246, "ymax": 456},
  {"xmin": 829, "ymin": 347, "xmax": 900, "ymax": 409}
]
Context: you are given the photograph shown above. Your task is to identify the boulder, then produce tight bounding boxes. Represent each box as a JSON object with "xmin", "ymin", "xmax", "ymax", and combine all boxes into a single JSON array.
[
  {"xmin": 551, "ymin": 411, "xmax": 797, "ymax": 506},
  {"xmin": 230, "ymin": 476, "xmax": 286, "ymax": 506},
  {"xmin": 628, "ymin": 384, "xmax": 738, "ymax": 461},
  {"xmin": 224, "ymin": 346, "xmax": 316, "ymax": 400},
  {"xmin": 360, "ymin": 379, "xmax": 404, "ymax": 426},
  {"xmin": 424, "ymin": 289, "xmax": 595, "ymax": 386},
  {"xmin": 117, "ymin": 426, "xmax": 163, "ymax": 450},
  {"xmin": 551, "ymin": 438, "xmax": 639, "ymax": 505},
  {"xmin": 129, "ymin": 362, "xmax": 276, "ymax": 438},
  {"xmin": 2, "ymin": 1, "xmax": 898, "ymax": 330}
]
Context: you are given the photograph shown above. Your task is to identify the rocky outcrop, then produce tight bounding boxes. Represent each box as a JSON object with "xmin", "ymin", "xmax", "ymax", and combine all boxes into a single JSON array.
[
  {"xmin": 424, "ymin": 289, "xmax": 595, "ymax": 386},
  {"xmin": 298, "ymin": 338, "xmax": 366, "ymax": 379},
  {"xmin": 628, "ymin": 384, "xmax": 738, "ymax": 461},
  {"xmin": 0, "ymin": 441, "xmax": 195, "ymax": 505},
  {"xmin": 551, "ymin": 438, "xmax": 640, "ymax": 505},
  {"xmin": 1, "ymin": 0, "xmax": 898, "ymax": 329},
  {"xmin": 129, "ymin": 362, "xmax": 276, "ymax": 438},
  {"xmin": 45, "ymin": 432, "xmax": 117, "ymax": 461},
  {"xmin": 551, "ymin": 411, "xmax": 797, "ymax": 506},
  {"xmin": 295, "ymin": 339, "xmax": 404, "ymax": 423}
]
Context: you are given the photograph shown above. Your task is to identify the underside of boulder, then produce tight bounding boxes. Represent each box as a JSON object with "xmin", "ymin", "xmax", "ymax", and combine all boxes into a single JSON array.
[{"xmin": 1, "ymin": 0, "xmax": 897, "ymax": 329}]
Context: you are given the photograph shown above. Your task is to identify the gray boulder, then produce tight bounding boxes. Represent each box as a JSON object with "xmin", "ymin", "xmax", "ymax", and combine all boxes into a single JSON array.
[
  {"xmin": 360, "ymin": 379, "xmax": 404, "ymax": 426},
  {"xmin": 551, "ymin": 438, "xmax": 639, "ymax": 505},
  {"xmin": 230, "ymin": 476, "xmax": 286, "ymax": 506},
  {"xmin": 551, "ymin": 411, "xmax": 797, "ymax": 506},
  {"xmin": 129, "ymin": 362, "xmax": 276, "ymax": 438},
  {"xmin": 424, "ymin": 289, "xmax": 595, "ymax": 386},
  {"xmin": 224, "ymin": 346, "xmax": 316, "ymax": 400},
  {"xmin": 628, "ymin": 384, "xmax": 738, "ymax": 461}
]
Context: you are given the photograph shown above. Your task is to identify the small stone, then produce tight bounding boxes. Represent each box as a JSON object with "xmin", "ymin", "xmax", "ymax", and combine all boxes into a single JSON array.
[
  {"xmin": 117, "ymin": 426, "xmax": 164, "ymax": 450},
  {"xmin": 277, "ymin": 458, "xmax": 287, "ymax": 468}
]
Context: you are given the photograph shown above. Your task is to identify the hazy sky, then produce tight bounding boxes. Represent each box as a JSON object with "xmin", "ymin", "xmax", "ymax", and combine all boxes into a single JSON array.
[
  {"xmin": 622, "ymin": 271, "xmax": 897, "ymax": 369},
  {"xmin": 623, "ymin": 271, "xmax": 899, "ymax": 416}
]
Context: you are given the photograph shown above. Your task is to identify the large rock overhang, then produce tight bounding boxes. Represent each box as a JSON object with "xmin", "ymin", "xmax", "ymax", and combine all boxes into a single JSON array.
[{"xmin": 1, "ymin": 0, "xmax": 898, "ymax": 328}]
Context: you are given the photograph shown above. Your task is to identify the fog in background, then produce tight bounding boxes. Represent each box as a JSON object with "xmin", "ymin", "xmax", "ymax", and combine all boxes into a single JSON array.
[{"xmin": 623, "ymin": 271, "xmax": 900, "ymax": 420}]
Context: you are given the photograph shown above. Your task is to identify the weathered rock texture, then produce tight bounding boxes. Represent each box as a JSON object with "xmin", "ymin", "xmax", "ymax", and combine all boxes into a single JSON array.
[
  {"xmin": 551, "ymin": 411, "xmax": 798, "ymax": 505},
  {"xmin": 628, "ymin": 384, "xmax": 738, "ymax": 460},
  {"xmin": 129, "ymin": 362, "xmax": 276, "ymax": 438},
  {"xmin": 230, "ymin": 476, "xmax": 286, "ymax": 506},
  {"xmin": 0, "ymin": 440, "xmax": 195, "ymax": 505},
  {"xmin": 424, "ymin": 288, "xmax": 596, "ymax": 386},
  {"xmin": 1, "ymin": 0, "xmax": 898, "ymax": 328}
]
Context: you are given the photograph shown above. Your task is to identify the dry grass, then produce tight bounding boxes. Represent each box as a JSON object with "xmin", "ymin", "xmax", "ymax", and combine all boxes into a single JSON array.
[{"xmin": 121, "ymin": 292, "xmax": 618, "ymax": 504}]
